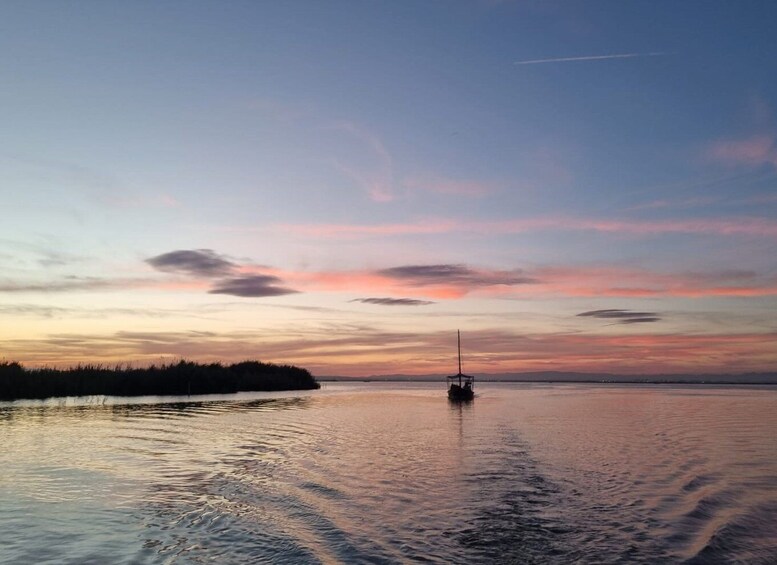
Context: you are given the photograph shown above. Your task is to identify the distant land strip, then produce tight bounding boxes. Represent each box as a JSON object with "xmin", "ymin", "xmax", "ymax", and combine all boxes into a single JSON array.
[
  {"xmin": 319, "ymin": 371, "xmax": 777, "ymax": 385},
  {"xmin": 0, "ymin": 360, "xmax": 320, "ymax": 401}
]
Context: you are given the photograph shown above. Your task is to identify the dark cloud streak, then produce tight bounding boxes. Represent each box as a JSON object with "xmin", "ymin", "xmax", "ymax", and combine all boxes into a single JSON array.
[
  {"xmin": 577, "ymin": 309, "xmax": 661, "ymax": 324},
  {"xmin": 351, "ymin": 297, "xmax": 435, "ymax": 306},
  {"xmin": 147, "ymin": 249, "xmax": 300, "ymax": 299},
  {"xmin": 208, "ymin": 275, "xmax": 298, "ymax": 297},
  {"xmin": 619, "ymin": 317, "xmax": 661, "ymax": 324},
  {"xmin": 146, "ymin": 249, "xmax": 236, "ymax": 277},
  {"xmin": 379, "ymin": 264, "xmax": 538, "ymax": 286}
]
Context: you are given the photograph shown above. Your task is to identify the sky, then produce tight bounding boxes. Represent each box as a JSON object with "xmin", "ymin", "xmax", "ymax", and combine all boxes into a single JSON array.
[{"xmin": 1, "ymin": 0, "xmax": 776, "ymax": 376}]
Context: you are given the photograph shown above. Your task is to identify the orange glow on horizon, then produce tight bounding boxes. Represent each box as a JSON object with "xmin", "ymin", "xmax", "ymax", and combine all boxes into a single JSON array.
[{"xmin": 6, "ymin": 329, "xmax": 776, "ymax": 377}]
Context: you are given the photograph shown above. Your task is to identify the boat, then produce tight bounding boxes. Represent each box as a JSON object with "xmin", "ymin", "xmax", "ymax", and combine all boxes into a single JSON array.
[{"xmin": 447, "ymin": 330, "xmax": 474, "ymax": 401}]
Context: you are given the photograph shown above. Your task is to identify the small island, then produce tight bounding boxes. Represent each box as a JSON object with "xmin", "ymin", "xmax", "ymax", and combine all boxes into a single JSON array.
[{"xmin": 0, "ymin": 360, "xmax": 320, "ymax": 401}]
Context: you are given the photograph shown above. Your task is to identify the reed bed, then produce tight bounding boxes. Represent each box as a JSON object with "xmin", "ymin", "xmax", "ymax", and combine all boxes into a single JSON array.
[{"xmin": 0, "ymin": 360, "xmax": 319, "ymax": 401}]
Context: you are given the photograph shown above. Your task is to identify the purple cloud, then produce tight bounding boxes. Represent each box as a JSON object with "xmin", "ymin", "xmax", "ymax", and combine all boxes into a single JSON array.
[
  {"xmin": 209, "ymin": 275, "xmax": 298, "ymax": 298},
  {"xmin": 146, "ymin": 249, "xmax": 236, "ymax": 277},
  {"xmin": 378, "ymin": 264, "xmax": 537, "ymax": 286},
  {"xmin": 351, "ymin": 297, "xmax": 435, "ymax": 306}
]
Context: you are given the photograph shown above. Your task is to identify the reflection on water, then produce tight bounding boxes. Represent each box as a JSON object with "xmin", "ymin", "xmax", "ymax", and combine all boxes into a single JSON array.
[{"xmin": 1, "ymin": 383, "xmax": 776, "ymax": 563}]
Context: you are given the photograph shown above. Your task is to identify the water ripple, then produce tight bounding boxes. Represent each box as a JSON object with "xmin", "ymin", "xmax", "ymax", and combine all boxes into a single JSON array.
[{"xmin": 1, "ymin": 384, "xmax": 776, "ymax": 563}]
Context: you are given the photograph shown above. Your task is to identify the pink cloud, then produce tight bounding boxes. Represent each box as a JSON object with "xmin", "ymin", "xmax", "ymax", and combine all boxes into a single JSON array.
[
  {"xmin": 524, "ymin": 266, "xmax": 777, "ymax": 299},
  {"xmin": 139, "ymin": 250, "xmax": 777, "ymax": 302},
  {"xmin": 278, "ymin": 215, "xmax": 777, "ymax": 239},
  {"xmin": 265, "ymin": 265, "xmax": 529, "ymax": 299},
  {"xmin": 707, "ymin": 134, "xmax": 777, "ymax": 168},
  {"xmin": 334, "ymin": 160, "xmax": 394, "ymax": 203},
  {"xmin": 242, "ymin": 263, "xmax": 777, "ymax": 300},
  {"xmin": 331, "ymin": 122, "xmax": 395, "ymax": 202},
  {"xmin": 551, "ymin": 217, "xmax": 777, "ymax": 237},
  {"xmin": 8, "ymin": 327, "xmax": 776, "ymax": 376},
  {"xmin": 626, "ymin": 196, "xmax": 720, "ymax": 212},
  {"xmin": 745, "ymin": 193, "xmax": 777, "ymax": 205},
  {"xmin": 287, "ymin": 219, "xmax": 457, "ymax": 238}
]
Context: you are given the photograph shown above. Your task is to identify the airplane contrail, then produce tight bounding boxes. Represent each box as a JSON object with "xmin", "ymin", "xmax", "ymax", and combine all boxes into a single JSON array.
[{"xmin": 514, "ymin": 52, "xmax": 667, "ymax": 65}]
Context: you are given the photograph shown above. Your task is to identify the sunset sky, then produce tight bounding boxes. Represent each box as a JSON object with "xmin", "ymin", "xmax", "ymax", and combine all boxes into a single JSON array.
[{"xmin": 2, "ymin": 1, "xmax": 776, "ymax": 376}]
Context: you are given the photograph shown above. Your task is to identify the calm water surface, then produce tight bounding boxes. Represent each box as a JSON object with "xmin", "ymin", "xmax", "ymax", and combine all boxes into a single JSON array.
[{"xmin": 1, "ymin": 383, "xmax": 776, "ymax": 563}]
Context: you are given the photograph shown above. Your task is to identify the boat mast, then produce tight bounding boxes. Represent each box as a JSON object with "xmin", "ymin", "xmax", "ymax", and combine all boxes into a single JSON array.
[{"xmin": 458, "ymin": 330, "xmax": 462, "ymax": 384}]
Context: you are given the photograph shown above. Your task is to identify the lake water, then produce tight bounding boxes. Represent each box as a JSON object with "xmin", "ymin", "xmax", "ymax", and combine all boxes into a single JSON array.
[{"xmin": 1, "ymin": 382, "xmax": 776, "ymax": 564}]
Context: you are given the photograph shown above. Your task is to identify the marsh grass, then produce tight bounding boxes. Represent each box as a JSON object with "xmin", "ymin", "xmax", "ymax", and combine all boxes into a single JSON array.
[{"xmin": 0, "ymin": 360, "xmax": 319, "ymax": 401}]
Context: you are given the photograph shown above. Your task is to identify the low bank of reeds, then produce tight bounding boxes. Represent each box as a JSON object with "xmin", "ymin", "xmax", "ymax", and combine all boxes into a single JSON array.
[{"xmin": 0, "ymin": 360, "xmax": 320, "ymax": 401}]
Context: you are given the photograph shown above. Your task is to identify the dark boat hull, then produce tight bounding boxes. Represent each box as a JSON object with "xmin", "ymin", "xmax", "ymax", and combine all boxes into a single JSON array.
[{"xmin": 448, "ymin": 384, "xmax": 474, "ymax": 401}]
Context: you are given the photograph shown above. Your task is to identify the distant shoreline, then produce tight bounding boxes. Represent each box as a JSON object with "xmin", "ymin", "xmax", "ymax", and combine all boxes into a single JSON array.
[
  {"xmin": 318, "ymin": 371, "xmax": 777, "ymax": 385},
  {"xmin": 0, "ymin": 360, "xmax": 320, "ymax": 401}
]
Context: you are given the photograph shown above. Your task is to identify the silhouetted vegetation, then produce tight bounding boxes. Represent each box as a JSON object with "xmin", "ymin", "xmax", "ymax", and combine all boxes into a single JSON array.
[{"xmin": 0, "ymin": 360, "xmax": 320, "ymax": 401}]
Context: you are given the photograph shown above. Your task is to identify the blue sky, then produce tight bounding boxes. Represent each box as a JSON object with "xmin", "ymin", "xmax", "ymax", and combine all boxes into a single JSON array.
[{"xmin": 1, "ymin": 1, "xmax": 776, "ymax": 375}]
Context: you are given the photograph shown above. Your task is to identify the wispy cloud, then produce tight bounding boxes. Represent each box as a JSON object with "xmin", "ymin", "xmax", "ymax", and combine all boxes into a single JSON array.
[
  {"xmin": 626, "ymin": 196, "xmax": 721, "ymax": 212},
  {"xmin": 403, "ymin": 175, "xmax": 497, "ymax": 197},
  {"xmin": 280, "ymin": 219, "xmax": 456, "ymax": 238},
  {"xmin": 5, "ymin": 154, "xmax": 181, "ymax": 210},
  {"xmin": 577, "ymin": 309, "xmax": 661, "ymax": 324},
  {"xmin": 5, "ymin": 327, "xmax": 776, "ymax": 376},
  {"xmin": 4, "ymin": 254, "xmax": 776, "ymax": 301},
  {"xmin": 0, "ymin": 277, "xmax": 138, "ymax": 293},
  {"xmin": 0, "ymin": 304, "xmax": 205, "ymax": 320},
  {"xmin": 97, "ymin": 192, "xmax": 181, "ymax": 209},
  {"xmin": 547, "ymin": 217, "xmax": 777, "ymax": 237},
  {"xmin": 707, "ymin": 134, "xmax": 777, "ymax": 168},
  {"xmin": 330, "ymin": 122, "xmax": 395, "ymax": 202},
  {"xmin": 279, "ymin": 215, "xmax": 777, "ymax": 239},
  {"xmin": 0, "ymin": 240, "xmax": 89, "ymax": 270},
  {"xmin": 327, "ymin": 124, "xmax": 502, "ymax": 203},
  {"xmin": 252, "ymin": 262, "xmax": 777, "ymax": 300},
  {"xmin": 514, "ymin": 52, "xmax": 668, "ymax": 65},
  {"xmin": 350, "ymin": 297, "xmax": 435, "ymax": 306},
  {"xmin": 530, "ymin": 266, "xmax": 777, "ymax": 299},
  {"xmin": 745, "ymin": 193, "xmax": 777, "ymax": 205}
]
